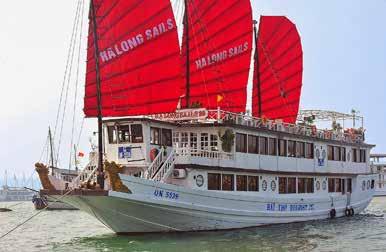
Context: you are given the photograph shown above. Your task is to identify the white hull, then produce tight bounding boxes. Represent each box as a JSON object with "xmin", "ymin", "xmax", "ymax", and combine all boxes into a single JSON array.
[
  {"xmin": 59, "ymin": 174, "xmax": 375, "ymax": 234},
  {"xmin": 374, "ymin": 188, "xmax": 386, "ymax": 197}
]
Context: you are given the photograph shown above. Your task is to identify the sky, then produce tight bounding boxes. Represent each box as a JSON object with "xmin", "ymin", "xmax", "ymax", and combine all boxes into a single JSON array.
[{"xmin": 0, "ymin": 0, "xmax": 385, "ymax": 184}]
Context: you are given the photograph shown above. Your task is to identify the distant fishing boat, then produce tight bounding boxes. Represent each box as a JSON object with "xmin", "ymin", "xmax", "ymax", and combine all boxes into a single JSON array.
[
  {"xmin": 42, "ymin": 0, "xmax": 376, "ymax": 234},
  {"xmin": 0, "ymin": 170, "xmax": 35, "ymax": 202}
]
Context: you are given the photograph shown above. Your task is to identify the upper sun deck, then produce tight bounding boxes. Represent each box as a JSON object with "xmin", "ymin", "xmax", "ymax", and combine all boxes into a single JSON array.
[{"xmin": 104, "ymin": 108, "xmax": 367, "ymax": 146}]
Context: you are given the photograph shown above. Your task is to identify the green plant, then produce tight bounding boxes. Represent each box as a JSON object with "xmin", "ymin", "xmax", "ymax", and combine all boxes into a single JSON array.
[{"xmin": 219, "ymin": 129, "xmax": 235, "ymax": 152}]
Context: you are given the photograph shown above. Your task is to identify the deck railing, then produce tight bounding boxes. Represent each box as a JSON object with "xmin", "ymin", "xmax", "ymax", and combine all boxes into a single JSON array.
[
  {"xmin": 175, "ymin": 147, "xmax": 234, "ymax": 160},
  {"xmin": 207, "ymin": 109, "xmax": 364, "ymax": 144}
]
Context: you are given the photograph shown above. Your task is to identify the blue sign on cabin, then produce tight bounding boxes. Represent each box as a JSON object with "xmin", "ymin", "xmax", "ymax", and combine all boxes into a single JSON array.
[{"xmin": 118, "ymin": 147, "xmax": 131, "ymax": 159}]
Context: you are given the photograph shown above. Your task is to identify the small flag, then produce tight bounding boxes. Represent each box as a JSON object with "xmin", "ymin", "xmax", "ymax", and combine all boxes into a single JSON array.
[
  {"xmin": 216, "ymin": 94, "xmax": 224, "ymax": 103},
  {"xmin": 78, "ymin": 152, "xmax": 85, "ymax": 157}
]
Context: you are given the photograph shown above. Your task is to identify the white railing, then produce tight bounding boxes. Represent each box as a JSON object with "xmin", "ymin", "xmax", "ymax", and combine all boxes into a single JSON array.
[
  {"xmin": 207, "ymin": 109, "xmax": 364, "ymax": 144},
  {"xmin": 154, "ymin": 150, "xmax": 176, "ymax": 182},
  {"xmin": 144, "ymin": 149, "xmax": 164, "ymax": 179},
  {"xmin": 71, "ymin": 155, "xmax": 98, "ymax": 188},
  {"xmin": 175, "ymin": 147, "xmax": 234, "ymax": 160}
]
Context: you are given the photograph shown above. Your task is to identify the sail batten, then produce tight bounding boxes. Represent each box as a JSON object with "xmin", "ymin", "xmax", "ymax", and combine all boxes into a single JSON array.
[
  {"xmin": 84, "ymin": 0, "xmax": 183, "ymax": 117},
  {"xmin": 252, "ymin": 16, "xmax": 303, "ymax": 123}
]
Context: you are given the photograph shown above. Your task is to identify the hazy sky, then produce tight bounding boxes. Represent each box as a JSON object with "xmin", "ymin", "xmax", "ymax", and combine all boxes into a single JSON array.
[{"xmin": 1, "ymin": 0, "xmax": 385, "ymax": 183}]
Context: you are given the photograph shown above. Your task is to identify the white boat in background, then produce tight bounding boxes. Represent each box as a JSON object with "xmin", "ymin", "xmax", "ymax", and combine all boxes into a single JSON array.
[
  {"xmin": 42, "ymin": 0, "xmax": 376, "ymax": 234},
  {"xmin": 370, "ymin": 154, "xmax": 386, "ymax": 196}
]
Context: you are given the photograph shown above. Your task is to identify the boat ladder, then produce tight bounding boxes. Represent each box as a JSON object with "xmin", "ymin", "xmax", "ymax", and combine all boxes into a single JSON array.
[
  {"xmin": 153, "ymin": 150, "xmax": 176, "ymax": 183},
  {"xmin": 143, "ymin": 149, "xmax": 165, "ymax": 179}
]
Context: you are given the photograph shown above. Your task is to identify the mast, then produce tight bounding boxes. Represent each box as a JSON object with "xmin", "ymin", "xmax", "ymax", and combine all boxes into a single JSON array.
[
  {"xmin": 253, "ymin": 20, "xmax": 262, "ymax": 118},
  {"xmin": 4, "ymin": 170, "xmax": 7, "ymax": 188},
  {"xmin": 48, "ymin": 127, "xmax": 55, "ymax": 174},
  {"xmin": 184, "ymin": 0, "xmax": 191, "ymax": 108},
  {"xmin": 90, "ymin": 0, "xmax": 104, "ymax": 175}
]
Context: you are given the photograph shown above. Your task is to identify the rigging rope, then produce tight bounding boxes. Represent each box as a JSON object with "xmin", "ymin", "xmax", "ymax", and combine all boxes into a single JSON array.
[
  {"xmin": 69, "ymin": 0, "xmax": 85, "ymax": 170},
  {"xmin": 56, "ymin": 0, "xmax": 83, "ymax": 166}
]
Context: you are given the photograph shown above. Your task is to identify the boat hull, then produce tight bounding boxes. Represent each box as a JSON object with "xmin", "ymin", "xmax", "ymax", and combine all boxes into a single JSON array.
[{"xmin": 56, "ymin": 174, "xmax": 375, "ymax": 234}]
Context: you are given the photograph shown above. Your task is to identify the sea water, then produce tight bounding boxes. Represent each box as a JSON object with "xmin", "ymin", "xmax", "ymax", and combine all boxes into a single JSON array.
[{"xmin": 0, "ymin": 198, "xmax": 386, "ymax": 251}]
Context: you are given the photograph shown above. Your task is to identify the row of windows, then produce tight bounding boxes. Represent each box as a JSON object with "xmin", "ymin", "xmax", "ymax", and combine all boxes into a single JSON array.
[
  {"xmin": 328, "ymin": 178, "xmax": 352, "ymax": 193},
  {"xmin": 173, "ymin": 132, "xmax": 218, "ymax": 151},
  {"xmin": 353, "ymin": 149, "xmax": 367, "ymax": 163},
  {"xmin": 208, "ymin": 173, "xmax": 259, "ymax": 191},
  {"xmin": 236, "ymin": 133, "xmax": 314, "ymax": 159},
  {"xmin": 150, "ymin": 127, "xmax": 172, "ymax": 146},
  {"xmin": 327, "ymin": 145, "xmax": 346, "ymax": 161},
  {"xmin": 107, "ymin": 124, "xmax": 143, "ymax": 144},
  {"xmin": 278, "ymin": 177, "xmax": 315, "ymax": 194}
]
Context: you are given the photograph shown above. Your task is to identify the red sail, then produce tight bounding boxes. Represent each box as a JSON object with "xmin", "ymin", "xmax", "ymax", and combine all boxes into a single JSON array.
[
  {"xmin": 84, "ymin": 0, "xmax": 183, "ymax": 117},
  {"xmin": 181, "ymin": 0, "xmax": 253, "ymax": 112},
  {"xmin": 252, "ymin": 16, "xmax": 303, "ymax": 123}
]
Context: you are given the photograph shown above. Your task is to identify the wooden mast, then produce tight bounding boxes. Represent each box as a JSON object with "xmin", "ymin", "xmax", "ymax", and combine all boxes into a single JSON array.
[
  {"xmin": 184, "ymin": 0, "xmax": 191, "ymax": 108},
  {"xmin": 253, "ymin": 20, "xmax": 262, "ymax": 118},
  {"xmin": 90, "ymin": 0, "xmax": 104, "ymax": 177}
]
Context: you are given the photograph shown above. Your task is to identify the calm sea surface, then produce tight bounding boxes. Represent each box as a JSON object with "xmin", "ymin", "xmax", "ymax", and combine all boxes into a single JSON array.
[{"xmin": 1, "ymin": 198, "xmax": 386, "ymax": 251}]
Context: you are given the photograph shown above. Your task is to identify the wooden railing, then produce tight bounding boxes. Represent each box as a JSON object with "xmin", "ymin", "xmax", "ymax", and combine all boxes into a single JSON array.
[{"xmin": 207, "ymin": 109, "xmax": 364, "ymax": 144}]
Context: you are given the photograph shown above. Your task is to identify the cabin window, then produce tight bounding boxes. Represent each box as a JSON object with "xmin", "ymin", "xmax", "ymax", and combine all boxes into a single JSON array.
[
  {"xmin": 328, "ymin": 178, "xmax": 335, "ymax": 192},
  {"xmin": 222, "ymin": 174, "xmax": 234, "ymax": 191},
  {"xmin": 172, "ymin": 132, "xmax": 180, "ymax": 147},
  {"xmin": 259, "ymin": 137, "xmax": 268, "ymax": 155},
  {"xmin": 279, "ymin": 177, "xmax": 296, "ymax": 194},
  {"xmin": 201, "ymin": 133, "xmax": 209, "ymax": 150},
  {"xmin": 268, "ymin": 138, "xmax": 277, "ymax": 156},
  {"xmin": 328, "ymin": 145, "xmax": 334, "ymax": 160},
  {"xmin": 298, "ymin": 178, "xmax": 314, "ymax": 193},
  {"xmin": 360, "ymin": 149, "xmax": 366, "ymax": 163},
  {"xmin": 131, "ymin": 124, "xmax": 143, "ymax": 143},
  {"xmin": 107, "ymin": 126, "xmax": 117, "ymax": 144},
  {"xmin": 341, "ymin": 147, "xmax": 346, "ymax": 162},
  {"xmin": 248, "ymin": 176, "xmax": 259, "ymax": 191},
  {"xmin": 248, "ymin": 135, "xmax": 259, "ymax": 154},
  {"xmin": 353, "ymin": 148, "xmax": 358, "ymax": 162},
  {"xmin": 334, "ymin": 146, "xmax": 341, "ymax": 161},
  {"xmin": 150, "ymin": 127, "xmax": 160, "ymax": 145},
  {"xmin": 236, "ymin": 133, "xmax": 247, "ymax": 153},
  {"xmin": 296, "ymin": 142, "xmax": 305, "ymax": 158},
  {"xmin": 181, "ymin": 132, "xmax": 189, "ymax": 147},
  {"xmin": 118, "ymin": 125, "xmax": 131, "ymax": 143},
  {"xmin": 190, "ymin": 133, "xmax": 198, "ymax": 149},
  {"xmin": 210, "ymin": 134, "xmax": 218, "ymax": 151},
  {"xmin": 305, "ymin": 143, "xmax": 314, "ymax": 159},
  {"xmin": 347, "ymin": 178, "xmax": 352, "ymax": 193},
  {"xmin": 335, "ymin": 179, "xmax": 342, "ymax": 192},
  {"xmin": 208, "ymin": 173, "xmax": 221, "ymax": 190},
  {"xmin": 288, "ymin": 140, "xmax": 296, "ymax": 157},
  {"xmin": 278, "ymin": 139, "xmax": 287, "ymax": 157},
  {"xmin": 236, "ymin": 175, "xmax": 247, "ymax": 191},
  {"xmin": 161, "ymin": 129, "xmax": 172, "ymax": 147}
]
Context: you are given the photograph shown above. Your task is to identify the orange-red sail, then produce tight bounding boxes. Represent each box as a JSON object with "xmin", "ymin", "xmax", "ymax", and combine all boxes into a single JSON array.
[{"xmin": 252, "ymin": 16, "xmax": 303, "ymax": 123}]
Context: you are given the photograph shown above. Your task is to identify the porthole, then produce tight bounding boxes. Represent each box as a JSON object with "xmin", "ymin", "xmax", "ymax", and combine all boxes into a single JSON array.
[
  {"xmin": 196, "ymin": 175, "xmax": 204, "ymax": 187},
  {"xmin": 322, "ymin": 149, "xmax": 326, "ymax": 159},
  {"xmin": 271, "ymin": 181, "xmax": 276, "ymax": 191},
  {"xmin": 362, "ymin": 181, "xmax": 366, "ymax": 191},
  {"xmin": 316, "ymin": 181, "xmax": 321, "ymax": 191},
  {"xmin": 322, "ymin": 181, "xmax": 327, "ymax": 190},
  {"xmin": 367, "ymin": 180, "xmax": 370, "ymax": 190},
  {"xmin": 262, "ymin": 180, "xmax": 268, "ymax": 191}
]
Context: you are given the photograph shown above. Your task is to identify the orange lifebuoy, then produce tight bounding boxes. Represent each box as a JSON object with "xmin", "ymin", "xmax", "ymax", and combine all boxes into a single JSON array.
[{"xmin": 150, "ymin": 148, "xmax": 159, "ymax": 162}]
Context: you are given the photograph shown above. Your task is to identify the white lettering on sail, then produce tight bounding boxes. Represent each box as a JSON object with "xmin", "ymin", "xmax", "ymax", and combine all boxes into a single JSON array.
[
  {"xmin": 99, "ymin": 18, "xmax": 175, "ymax": 63},
  {"xmin": 195, "ymin": 42, "xmax": 249, "ymax": 70}
]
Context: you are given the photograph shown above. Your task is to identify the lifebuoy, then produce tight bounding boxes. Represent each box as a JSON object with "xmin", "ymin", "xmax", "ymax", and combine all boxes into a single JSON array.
[
  {"xmin": 149, "ymin": 148, "xmax": 159, "ymax": 162},
  {"xmin": 329, "ymin": 208, "xmax": 336, "ymax": 219}
]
